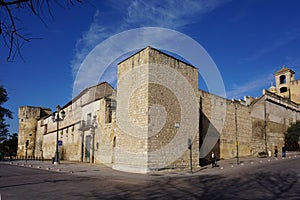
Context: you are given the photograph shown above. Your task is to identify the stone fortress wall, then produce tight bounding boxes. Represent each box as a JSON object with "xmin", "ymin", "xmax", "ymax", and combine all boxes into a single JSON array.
[{"xmin": 17, "ymin": 47, "xmax": 300, "ymax": 173}]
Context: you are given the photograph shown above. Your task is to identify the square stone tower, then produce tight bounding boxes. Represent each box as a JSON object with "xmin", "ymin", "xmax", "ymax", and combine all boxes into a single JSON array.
[
  {"xmin": 113, "ymin": 47, "xmax": 199, "ymax": 173},
  {"xmin": 269, "ymin": 66, "xmax": 300, "ymax": 104},
  {"xmin": 274, "ymin": 67, "xmax": 295, "ymax": 98},
  {"xmin": 17, "ymin": 106, "xmax": 51, "ymax": 157}
]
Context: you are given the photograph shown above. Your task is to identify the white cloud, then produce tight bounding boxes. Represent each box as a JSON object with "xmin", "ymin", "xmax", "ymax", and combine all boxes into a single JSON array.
[
  {"xmin": 70, "ymin": 10, "xmax": 110, "ymax": 76},
  {"xmin": 72, "ymin": 27, "xmax": 226, "ymax": 100},
  {"xmin": 70, "ymin": 0, "xmax": 229, "ymax": 80},
  {"xmin": 226, "ymin": 73, "xmax": 274, "ymax": 99},
  {"xmin": 244, "ymin": 27, "xmax": 300, "ymax": 62},
  {"xmin": 125, "ymin": 0, "xmax": 227, "ymax": 29}
]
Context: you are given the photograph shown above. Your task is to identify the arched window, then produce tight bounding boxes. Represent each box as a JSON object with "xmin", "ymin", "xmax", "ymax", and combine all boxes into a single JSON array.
[
  {"xmin": 280, "ymin": 75, "xmax": 286, "ymax": 84},
  {"xmin": 280, "ymin": 87, "xmax": 287, "ymax": 93}
]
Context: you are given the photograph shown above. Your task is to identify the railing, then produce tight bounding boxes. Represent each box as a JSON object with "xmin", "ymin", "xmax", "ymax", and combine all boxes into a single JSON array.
[
  {"xmin": 0, "ymin": 156, "xmax": 46, "ymax": 162},
  {"xmin": 78, "ymin": 119, "xmax": 96, "ymax": 131}
]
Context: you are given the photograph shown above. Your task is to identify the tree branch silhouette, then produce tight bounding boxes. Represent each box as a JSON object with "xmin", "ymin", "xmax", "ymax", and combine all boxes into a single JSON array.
[{"xmin": 0, "ymin": 0, "xmax": 83, "ymax": 62}]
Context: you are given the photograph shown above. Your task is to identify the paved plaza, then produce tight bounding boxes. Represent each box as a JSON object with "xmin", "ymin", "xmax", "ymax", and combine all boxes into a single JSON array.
[
  {"xmin": 0, "ymin": 152, "xmax": 299, "ymax": 199},
  {"xmin": 3, "ymin": 151, "xmax": 300, "ymax": 177}
]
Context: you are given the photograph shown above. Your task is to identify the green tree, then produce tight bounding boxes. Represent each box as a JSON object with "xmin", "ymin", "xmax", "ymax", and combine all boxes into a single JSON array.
[
  {"xmin": 3, "ymin": 133, "xmax": 18, "ymax": 157},
  {"xmin": 285, "ymin": 121, "xmax": 300, "ymax": 150},
  {"xmin": 0, "ymin": 85, "xmax": 12, "ymax": 142}
]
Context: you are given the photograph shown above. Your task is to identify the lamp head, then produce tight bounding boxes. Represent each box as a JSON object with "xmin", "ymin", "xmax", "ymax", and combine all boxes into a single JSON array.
[
  {"xmin": 61, "ymin": 110, "xmax": 66, "ymax": 119},
  {"xmin": 56, "ymin": 105, "xmax": 61, "ymax": 112}
]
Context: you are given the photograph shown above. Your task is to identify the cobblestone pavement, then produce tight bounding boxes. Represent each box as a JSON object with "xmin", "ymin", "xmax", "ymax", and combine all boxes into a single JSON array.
[{"xmin": 2, "ymin": 151, "xmax": 299, "ymax": 177}]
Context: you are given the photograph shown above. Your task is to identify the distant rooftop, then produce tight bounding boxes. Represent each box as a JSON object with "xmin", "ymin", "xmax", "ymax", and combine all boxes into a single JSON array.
[{"xmin": 274, "ymin": 66, "xmax": 295, "ymax": 75}]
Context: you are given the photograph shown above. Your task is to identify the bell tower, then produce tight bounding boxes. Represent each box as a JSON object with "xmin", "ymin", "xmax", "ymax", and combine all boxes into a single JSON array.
[{"xmin": 274, "ymin": 67, "xmax": 295, "ymax": 99}]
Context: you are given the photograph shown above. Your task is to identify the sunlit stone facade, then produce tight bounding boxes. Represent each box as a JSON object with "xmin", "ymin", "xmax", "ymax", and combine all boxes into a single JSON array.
[{"xmin": 18, "ymin": 47, "xmax": 300, "ymax": 173}]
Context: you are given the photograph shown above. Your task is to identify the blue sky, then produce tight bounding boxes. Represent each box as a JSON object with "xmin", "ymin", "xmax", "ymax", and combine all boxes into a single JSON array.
[{"xmin": 1, "ymin": 0, "xmax": 300, "ymax": 133}]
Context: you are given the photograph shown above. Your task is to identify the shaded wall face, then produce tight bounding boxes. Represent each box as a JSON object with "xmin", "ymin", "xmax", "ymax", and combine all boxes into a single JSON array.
[
  {"xmin": 199, "ymin": 90, "xmax": 300, "ymax": 161},
  {"xmin": 250, "ymin": 97, "xmax": 300, "ymax": 155},
  {"xmin": 266, "ymin": 100, "xmax": 298, "ymax": 151},
  {"xmin": 199, "ymin": 108, "xmax": 220, "ymax": 165},
  {"xmin": 199, "ymin": 91, "xmax": 252, "ymax": 161}
]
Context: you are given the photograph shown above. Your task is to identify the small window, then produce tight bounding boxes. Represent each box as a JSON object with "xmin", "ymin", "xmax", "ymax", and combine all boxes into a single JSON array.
[
  {"xmin": 87, "ymin": 113, "xmax": 92, "ymax": 126},
  {"xmin": 280, "ymin": 75, "xmax": 286, "ymax": 84},
  {"xmin": 113, "ymin": 136, "xmax": 116, "ymax": 147},
  {"xmin": 44, "ymin": 124, "xmax": 48, "ymax": 134},
  {"xmin": 280, "ymin": 87, "xmax": 287, "ymax": 93},
  {"xmin": 106, "ymin": 100, "xmax": 112, "ymax": 123}
]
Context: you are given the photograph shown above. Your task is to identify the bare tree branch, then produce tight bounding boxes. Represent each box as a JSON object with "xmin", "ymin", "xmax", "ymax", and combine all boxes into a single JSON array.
[
  {"xmin": 0, "ymin": 0, "xmax": 83, "ymax": 62},
  {"xmin": 3, "ymin": 3, "xmax": 17, "ymax": 61}
]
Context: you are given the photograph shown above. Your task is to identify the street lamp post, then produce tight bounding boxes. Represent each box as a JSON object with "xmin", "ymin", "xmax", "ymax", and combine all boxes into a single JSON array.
[
  {"xmin": 51, "ymin": 105, "xmax": 65, "ymax": 165},
  {"xmin": 188, "ymin": 138, "xmax": 193, "ymax": 174},
  {"xmin": 235, "ymin": 105, "xmax": 239, "ymax": 165}
]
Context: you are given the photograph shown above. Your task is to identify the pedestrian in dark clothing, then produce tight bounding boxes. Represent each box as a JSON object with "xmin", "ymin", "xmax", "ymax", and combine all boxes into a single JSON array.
[
  {"xmin": 210, "ymin": 152, "xmax": 217, "ymax": 168},
  {"xmin": 282, "ymin": 145, "xmax": 286, "ymax": 157},
  {"xmin": 274, "ymin": 146, "xmax": 278, "ymax": 157}
]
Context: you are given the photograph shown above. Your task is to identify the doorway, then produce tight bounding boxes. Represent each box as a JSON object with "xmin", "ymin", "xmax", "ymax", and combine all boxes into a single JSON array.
[{"xmin": 85, "ymin": 135, "xmax": 91, "ymax": 163}]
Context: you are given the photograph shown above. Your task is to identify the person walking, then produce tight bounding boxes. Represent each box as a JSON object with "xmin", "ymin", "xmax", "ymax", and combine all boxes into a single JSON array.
[
  {"xmin": 282, "ymin": 145, "xmax": 286, "ymax": 157},
  {"xmin": 210, "ymin": 152, "xmax": 217, "ymax": 168},
  {"xmin": 274, "ymin": 146, "xmax": 278, "ymax": 157}
]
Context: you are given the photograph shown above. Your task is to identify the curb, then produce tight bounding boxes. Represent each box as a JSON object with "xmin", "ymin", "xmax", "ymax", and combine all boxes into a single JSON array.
[{"xmin": 3, "ymin": 153, "xmax": 299, "ymax": 176}]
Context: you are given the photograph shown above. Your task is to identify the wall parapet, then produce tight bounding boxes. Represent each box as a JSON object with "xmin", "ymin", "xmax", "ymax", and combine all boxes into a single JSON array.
[{"xmin": 264, "ymin": 89, "xmax": 300, "ymax": 111}]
